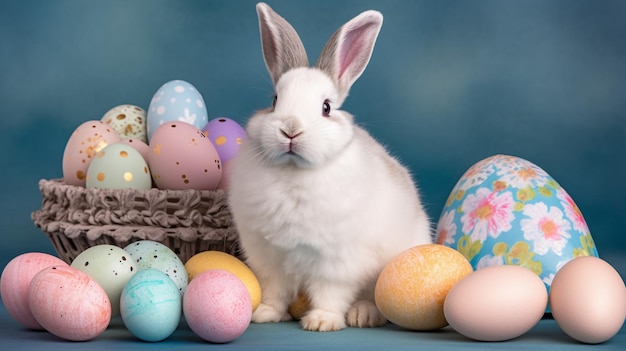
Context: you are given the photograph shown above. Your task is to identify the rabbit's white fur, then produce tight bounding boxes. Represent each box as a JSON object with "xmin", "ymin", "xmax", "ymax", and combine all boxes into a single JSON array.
[{"xmin": 229, "ymin": 3, "xmax": 432, "ymax": 332}]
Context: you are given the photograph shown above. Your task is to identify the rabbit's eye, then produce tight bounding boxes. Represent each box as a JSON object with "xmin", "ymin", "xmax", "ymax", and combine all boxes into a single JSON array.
[
  {"xmin": 272, "ymin": 95, "xmax": 277, "ymax": 108},
  {"xmin": 322, "ymin": 100, "xmax": 331, "ymax": 117}
]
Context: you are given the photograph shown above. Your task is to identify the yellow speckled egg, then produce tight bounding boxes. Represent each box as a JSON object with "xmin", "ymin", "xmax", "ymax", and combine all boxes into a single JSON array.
[
  {"xmin": 375, "ymin": 244, "xmax": 473, "ymax": 330},
  {"xmin": 185, "ymin": 251, "xmax": 261, "ymax": 312}
]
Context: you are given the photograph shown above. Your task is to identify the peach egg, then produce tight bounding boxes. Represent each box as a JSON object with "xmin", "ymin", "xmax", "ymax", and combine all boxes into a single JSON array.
[
  {"xmin": 0, "ymin": 252, "xmax": 68, "ymax": 329},
  {"xmin": 550, "ymin": 256, "xmax": 626, "ymax": 344},
  {"xmin": 374, "ymin": 244, "xmax": 473, "ymax": 330}
]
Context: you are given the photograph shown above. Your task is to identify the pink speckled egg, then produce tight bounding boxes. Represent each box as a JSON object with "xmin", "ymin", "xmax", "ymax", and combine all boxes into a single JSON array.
[
  {"xmin": 183, "ymin": 270, "xmax": 251, "ymax": 343},
  {"xmin": 202, "ymin": 117, "xmax": 247, "ymax": 164},
  {"xmin": 120, "ymin": 137, "xmax": 150, "ymax": 161},
  {"xmin": 148, "ymin": 121, "xmax": 222, "ymax": 190},
  {"xmin": 62, "ymin": 120, "xmax": 122, "ymax": 186},
  {"xmin": 0, "ymin": 253, "xmax": 68, "ymax": 330},
  {"xmin": 28, "ymin": 265, "xmax": 111, "ymax": 341}
]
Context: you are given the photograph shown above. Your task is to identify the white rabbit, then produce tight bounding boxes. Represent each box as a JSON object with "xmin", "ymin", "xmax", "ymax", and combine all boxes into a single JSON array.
[{"xmin": 228, "ymin": 2, "xmax": 432, "ymax": 332}]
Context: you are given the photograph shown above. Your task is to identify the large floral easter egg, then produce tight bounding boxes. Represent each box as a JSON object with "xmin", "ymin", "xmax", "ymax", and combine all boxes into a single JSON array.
[{"xmin": 435, "ymin": 155, "xmax": 598, "ymax": 296}]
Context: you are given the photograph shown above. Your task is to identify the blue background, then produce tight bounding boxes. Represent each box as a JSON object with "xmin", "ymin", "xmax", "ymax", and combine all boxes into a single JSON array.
[{"xmin": 1, "ymin": 0, "xmax": 625, "ymax": 271}]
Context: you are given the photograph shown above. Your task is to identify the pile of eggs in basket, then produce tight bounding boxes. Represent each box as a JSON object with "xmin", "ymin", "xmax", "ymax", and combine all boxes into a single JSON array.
[
  {"xmin": 1, "ymin": 242, "xmax": 261, "ymax": 343},
  {"xmin": 61, "ymin": 80, "xmax": 247, "ymax": 191}
]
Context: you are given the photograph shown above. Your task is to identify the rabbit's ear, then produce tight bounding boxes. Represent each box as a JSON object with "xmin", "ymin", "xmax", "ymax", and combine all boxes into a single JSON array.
[
  {"xmin": 316, "ymin": 10, "xmax": 383, "ymax": 100},
  {"xmin": 256, "ymin": 2, "xmax": 309, "ymax": 85}
]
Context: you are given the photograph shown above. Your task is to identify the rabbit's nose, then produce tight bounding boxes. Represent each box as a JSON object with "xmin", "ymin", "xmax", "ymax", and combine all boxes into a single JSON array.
[{"xmin": 280, "ymin": 129, "xmax": 303, "ymax": 140}]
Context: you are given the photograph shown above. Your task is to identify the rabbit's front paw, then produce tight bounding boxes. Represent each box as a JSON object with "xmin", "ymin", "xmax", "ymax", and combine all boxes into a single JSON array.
[
  {"xmin": 252, "ymin": 303, "xmax": 292, "ymax": 323},
  {"xmin": 300, "ymin": 309, "xmax": 346, "ymax": 332},
  {"xmin": 346, "ymin": 300, "xmax": 387, "ymax": 328}
]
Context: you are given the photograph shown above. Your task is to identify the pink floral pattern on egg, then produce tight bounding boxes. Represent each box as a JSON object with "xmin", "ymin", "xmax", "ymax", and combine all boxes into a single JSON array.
[
  {"xmin": 148, "ymin": 121, "xmax": 222, "ymax": 190},
  {"xmin": 435, "ymin": 154, "xmax": 598, "ymax": 301}
]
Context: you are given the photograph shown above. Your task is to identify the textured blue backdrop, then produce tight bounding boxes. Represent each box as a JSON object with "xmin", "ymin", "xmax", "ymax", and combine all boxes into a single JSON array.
[{"xmin": 0, "ymin": 0, "xmax": 625, "ymax": 270}]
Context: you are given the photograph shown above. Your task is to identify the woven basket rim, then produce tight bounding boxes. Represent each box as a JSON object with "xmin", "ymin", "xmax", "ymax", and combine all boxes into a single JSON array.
[{"xmin": 32, "ymin": 178, "xmax": 240, "ymax": 263}]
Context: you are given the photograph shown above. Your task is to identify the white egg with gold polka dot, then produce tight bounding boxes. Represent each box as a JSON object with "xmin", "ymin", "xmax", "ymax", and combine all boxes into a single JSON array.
[
  {"xmin": 101, "ymin": 104, "xmax": 148, "ymax": 143},
  {"xmin": 86, "ymin": 142, "xmax": 152, "ymax": 190},
  {"xmin": 201, "ymin": 117, "xmax": 247, "ymax": 164}
]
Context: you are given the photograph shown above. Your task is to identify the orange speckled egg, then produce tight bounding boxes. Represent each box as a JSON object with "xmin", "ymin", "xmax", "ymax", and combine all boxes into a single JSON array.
[
  {"xmin": 375, "ymin": 244, "xmax": 473, "ymax": 330},
  {"xmin": 28, "ymin": 265, "xmax": 111, "ymax": 341}
]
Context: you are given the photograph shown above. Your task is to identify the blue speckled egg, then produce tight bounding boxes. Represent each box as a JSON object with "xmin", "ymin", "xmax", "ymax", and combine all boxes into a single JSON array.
[
  {"xmin": 146, "ymin": 80, "xmax": 208, "ymax": 141},
  {"xmin": 120, "ymin": 268, "xmax": 182, "ymax": 342},
  {"xmin": 435, "ymin": 155, "xmax": 598, "ymax": 298},
  {"xmin": 123, "ymin": 240, "xmax": 188, "ymax": 294}
]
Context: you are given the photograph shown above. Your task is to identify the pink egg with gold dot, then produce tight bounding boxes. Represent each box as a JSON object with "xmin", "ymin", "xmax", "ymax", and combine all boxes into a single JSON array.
[
  {"xmin": 202, "ymin": 117, "xmax": 247, "ymax": 164},
  {"xmin": 183, "ymin": 269, "xmax": 251, "ymax": 343},
  {"xmin": 0, "ymin": 252, "xmax": 68, "ymax": 330},
  {"xmin": 62, "ymin": 120, "xmax": 122, "ymax": 187},
  {"xmin": 28, "ymin": 265, "xmax": 111, "ymax": 341},
  {"xmin": 148, "ymin": 121, "xmax": 222, "ymax": 190}
]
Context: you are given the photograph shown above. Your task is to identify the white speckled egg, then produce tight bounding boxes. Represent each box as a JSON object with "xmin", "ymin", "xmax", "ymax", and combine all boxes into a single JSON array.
[
  {"xmin": 147, "ymin": 80, "xmax": 208, "ymax": 142},
  {"xmin": 70, "ymin": 244, "xmax": 136, "ymax": 316},
  {"xmin": 147, "ymin": 121, "xmax": 222, "ymax": 190},
  {"xmin": 62, "ymin": 120, "xmax": 122, "ymax": 187},
  {"xmin": 120, "ymin": 268, "xmax": 182, "ymax": 342},
  {"xmin": 101, "ymin": 104, "xmax": 147, "ymax": 143},
  {"xmin": 86, "ymin": 142, "xmax": 152, "ymax": 190},
  {"xmin": 123, "ymin": 240, "xmax": 188, "ymax": 294}
]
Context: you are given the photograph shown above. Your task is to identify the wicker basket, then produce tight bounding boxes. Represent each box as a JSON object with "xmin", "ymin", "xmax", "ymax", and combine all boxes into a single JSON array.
[{"xmin": 31, "ymin": 179, "xmax": 241, "ymax": 264}]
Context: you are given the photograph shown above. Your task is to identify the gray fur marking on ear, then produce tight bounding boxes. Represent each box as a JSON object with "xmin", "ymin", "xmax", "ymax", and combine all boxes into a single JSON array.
[{"xmin": 257, "ymin": 2, "xmax": 309, "ymax": 85}]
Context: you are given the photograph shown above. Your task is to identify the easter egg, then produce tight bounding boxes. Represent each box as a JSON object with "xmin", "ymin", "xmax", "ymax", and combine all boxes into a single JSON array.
[
  {"xmin": 86, "ymin": 142, "xmax": 152, "ymax": 190},
  {"xmin": 288, "ymin": 291, "xmax": 311, "ymax": 320},
  {"xmin": 147, "ymin": 80, "xmax": 208, "ymax": 141},
  {"xmin": 120, "ymin": 137, "xmax": 150, "ymax": 161},
  {"xmin": 0, "ymin": 253, "xmax": 68, "ymax": 330},
  {"xmin": 444, "ymin": 265, "xmax": 548, "ymax": 341},
  {"xmin": 120, "ymin": 268, "xmax": 182, "ymax": 342},
  {"xmin": 101, "ymin": 104, "xmax": 147, "ymax": 143},
  {"xmin": 62, "ymin": 120, "xmax": 122, "ymax": 187},
  {"xmin": 374, "ymin": 244, "xmax": 473, "ymax": 330},
  {"xmin": 29, "ymin": 265, "xmax": 111, "ymax": 341},
  {"xmin": 123, "ymin": 240, "xmax": 188, "ymax": 294},
  {"xmin": 148, "ymin": 121, "xmax": 222, "ymax": 190},
  {"xmin": 201, "ymin": 117, "xmax": 247, "ymax": 164},
  {"xmin": 183, "ymin": 270, "xmax": 252, "ymax": 343},
  {"xmin": 185, "ymin": 251, "xmax": 261, "ymax": 311},
  {"xmin": 435, "ymin": 154, "xmax": 598, "ymax": 300},
  {"xmin": 70, "ymin": 244, "xmax": 136, "ymax": 316},
  {"xmin": 549, "ymin": 256, "xmax": 626, "ymax": 344}
]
